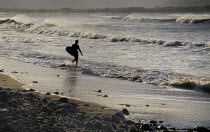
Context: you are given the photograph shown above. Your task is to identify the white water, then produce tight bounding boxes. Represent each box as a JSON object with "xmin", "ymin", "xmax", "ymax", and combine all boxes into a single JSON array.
[
  {"xmin": 0, "ymin": 12, "xmax": 210, "ymax": 87},
  {"xmin": 0, "ymin": 12, "xmax": 210, "ymax": 128}
]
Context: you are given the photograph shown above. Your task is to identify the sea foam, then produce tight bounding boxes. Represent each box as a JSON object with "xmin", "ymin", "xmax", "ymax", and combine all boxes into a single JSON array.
[
  {"xmin": 176, "ymin": 14, "xmax": 210, "ymax": 24},
  {"xmin": 0, "ymin": 17, "xmax": 209, "ymax": 48}
]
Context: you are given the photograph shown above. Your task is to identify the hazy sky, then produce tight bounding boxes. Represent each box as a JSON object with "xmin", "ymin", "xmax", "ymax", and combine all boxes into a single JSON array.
[{"xmin": 0, "ymin": 0, "xmax": 210, "ymax": 9}]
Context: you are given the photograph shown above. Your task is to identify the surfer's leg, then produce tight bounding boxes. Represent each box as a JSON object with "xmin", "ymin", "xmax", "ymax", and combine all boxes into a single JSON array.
[
  {"xmin": 72, "ymin": 52, "xmax": 76, "ymax": 63},
  {"xmin": 72, "ymin": 58, "xmax": 75, "ymax": 63},
  {"xmin": 75, "ymin": 54, "xmax": 78, "ymax": 66}
]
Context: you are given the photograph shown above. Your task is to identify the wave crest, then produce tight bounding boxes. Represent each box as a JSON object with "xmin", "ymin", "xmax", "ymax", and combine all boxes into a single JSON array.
[
  {"xmin": 176, "ymin": 14, "xmax": 210, "ymax": 24},
  {"xmin": 169, "ymin": 78, "xmax": 210, "ymax": 92},
  {"xmin": 123, "ymin": 13, "xmax": 210, "ymax": 24},
  {"xmin": 0, "ymin": 18, "xmax": 209, "ymax": 47},
  {"xmin": 123, "ymin": 13, "xmax": 176, "ymax": 22},
  {"xmin": 102, "ymin": 16, "xmax": 123, "ymax": 20}
]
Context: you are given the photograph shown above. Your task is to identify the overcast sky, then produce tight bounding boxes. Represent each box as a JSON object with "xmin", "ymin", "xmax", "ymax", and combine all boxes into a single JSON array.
[{"xmin": 0, "ymin": 0, "xmax": 210, "ymax": 9}]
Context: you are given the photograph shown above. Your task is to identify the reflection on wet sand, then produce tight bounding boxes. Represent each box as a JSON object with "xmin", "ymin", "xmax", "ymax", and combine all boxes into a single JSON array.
[{"xmin": 64, "ymin": 71, "xmax": 78, "ymax": 98}]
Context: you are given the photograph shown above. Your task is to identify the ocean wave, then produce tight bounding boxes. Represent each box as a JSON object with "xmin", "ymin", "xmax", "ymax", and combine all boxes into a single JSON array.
[
  {"xmin": 14, "ymin": 50, "xmax": 210, "ymax": 93},
  {"xmin": 102, "ymin": 16, "xmax": 123, "ymax": 20},
  {"xmin": 176, "ymin": 14, "xmax": 210, "ymax": 24},
  {"xmin": 122, "ymin": 13, "xmax": 210, "ymax": 24},
  {"xmin": 122, "ymin": 13, "xmax": 176, "ymax": 22},
  {"xmin": 0, "ymin": 18, "xmax": 209, "ymax": 48},
  {"xmin": 2, "ymin": 40, "xmax": 209, "ymax": 93},
  {"xmin": 169, "ymin": 78, "xmax": 210, "ymax": 92},
  {"xmin": 72, "ymin": 62, "xmax": 210, "ymax": 93}
]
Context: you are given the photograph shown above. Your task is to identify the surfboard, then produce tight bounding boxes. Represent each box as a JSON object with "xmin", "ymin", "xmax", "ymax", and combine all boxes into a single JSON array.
[{"xmin": 66, "ymin": 46, "xmax": 73, "ymax": 55}]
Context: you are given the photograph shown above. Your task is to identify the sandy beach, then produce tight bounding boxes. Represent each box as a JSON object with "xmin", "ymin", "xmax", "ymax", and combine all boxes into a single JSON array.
[
  {"xmin": 0, "ymin": 61, "xmax": 179, "ymax": 132},
  {"xmin": 1, "ymin": 57, "xmax": 210, "ymax": 132}
]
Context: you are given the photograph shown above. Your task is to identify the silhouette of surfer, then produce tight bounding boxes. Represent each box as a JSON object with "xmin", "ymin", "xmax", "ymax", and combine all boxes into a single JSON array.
[{"xmin": 66, "ymin": 40, "xmax": 83, "ymax": 66}]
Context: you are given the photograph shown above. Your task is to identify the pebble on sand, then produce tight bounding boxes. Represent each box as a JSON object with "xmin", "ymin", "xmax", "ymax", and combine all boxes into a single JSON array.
[
  {"xmin": 103, "ymin": 95, "xmax": 108, "ymax": 97},
  {"xmin": 32, "ymin": 81, "xmax": 38, "ymax": 83}
]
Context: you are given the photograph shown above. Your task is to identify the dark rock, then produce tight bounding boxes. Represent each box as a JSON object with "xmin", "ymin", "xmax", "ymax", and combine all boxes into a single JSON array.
[
  {"xmin": 146, "ymin": 105, "xmax": 149, "ymax": 107},
  {"xmin": 115, "ymin": 111, "xmax": 125, "ymax": 121},
  {"xmin": 134, "ymin": 123, "xmax": 142, "ymax": 129},
  {"xmin": 112, "ymin": 114, "xmax": 121, "ymax": 123},
  {"xmin": 129, "ymin": 125, "xmax": 138, "ymax": 132},
  {"xmin": 122, "ymin": 108, "xmax": 129, "ymax": 115},
  {"xmin": 85, "ymin": 122, "xmax": 94, "ymax": 129},
  {"xmin": 57, "ymin": 75, "xmax": 60, "ymax": 77},
  {"xmin": 57, "ymin": 103, "xmax": 74, "ymax": 109},
  {"xmin": 159, "ymin": 121, "xmax": 163, "ymax": 123},
  {"xmin": 45, "ymin": 92, "xmax": 51, "ymax": 95},
  {"xmin": 190, "ymin": 126, "xmax": 210, "ymax": 132},
  {"xmin": 12, "ymin": 71, "xmax": 19, "ymax": 73},
  {"xmin": 149, "ymin": 120, "xmax": 157, "ymax": 124},
  {"xmin": 103, "ymin": 95, "xmax": 108, "ymax": 97},
  {"xmin": 42, "ymin": 105, "xmax": 53, "ymax": 114},
  {"xmin": 112, "ymin": 124, "xmax": 117, "ymax": 130},
  {"xmin": 58, "ymin": 97, "xmax": 69, "ymax": 103},
  {"xmin": 70, "ymin": 102, "xmax": 79, "ymax": 107},
  {"xmin": 32, "ymin": 81, "xmax": 38, "ymax": 83},
  {"xmin": 0, "ymin": 90, "xmax": 9, "ymax": 101},
  {"xmin": 84, "ymin": 104, "xmax": 90, "ymax": 107},
  {"xmin": 25, "ymin": 93, "xmax": 36, "ymax": 98},
  {"xmin": 103, "ymin": 116, "xmax": 112, "ymax": 122},
  {"xmin": 104, "ymin": 124, "xmax": 115, "ymax": 132},
  {"xmin": 22, "ymin": 89, "xmax": 28, "ymax": 92},
  {"xmin": 41, "ymin": 98, "xmax": 48, "ymax": 104},
  {"xmin": 0, "ymin": 69, "xmax": 4, "ymax": 72},
  {"xmin": 94, "ymin": 121, "xmax": 103, "ymax": 129},
  {"xmin": 125, "ymin": 120, "xmax": 134, "ymax": 125},
  {"xmin": 96, "ymin": 90, "xmax": 101, "ymax": 93},
  {"xmin": 141, "ymin": 123, "xmax": 151, "ymax": 131},
  {"xmin": 29, "ymin": 89, "xmax": 36, "ymax": 92},
  {"xmin": 54, "ymin": 92, "xmax": 59, "ymax": 95},
  {"xmin": 55, "ymin": 108, "xmax": 69, "ymax": 115}
]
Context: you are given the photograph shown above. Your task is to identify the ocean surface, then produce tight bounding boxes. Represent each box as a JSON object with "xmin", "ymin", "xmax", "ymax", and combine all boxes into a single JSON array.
[{"xmin": 0, "ymin": 12, "xmax": 210, "ymax": 128}]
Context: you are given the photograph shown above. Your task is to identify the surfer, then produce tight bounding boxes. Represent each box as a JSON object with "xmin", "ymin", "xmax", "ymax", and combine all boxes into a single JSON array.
[{"xmin": 66, "ymin": 40, "xmax": 83, "ymax": 66}]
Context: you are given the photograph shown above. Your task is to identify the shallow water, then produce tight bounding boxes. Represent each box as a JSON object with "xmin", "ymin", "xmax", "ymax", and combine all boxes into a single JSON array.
[{"xmin": 0, "ymin": 13, "xmax": 210, "ymax": 81}]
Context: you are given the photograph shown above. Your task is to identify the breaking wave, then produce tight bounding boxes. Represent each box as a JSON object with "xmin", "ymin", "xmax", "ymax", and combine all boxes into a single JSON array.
[
  {"xmin": 176, "ymin": 14, "xmax": 210, "ymax": 24},
  {"xmin": 60, "ymin": 61, "xmax": 210, "ymax": 93},
  {"xmin": 102, "ymin": 16, "xmax": 123, "ymax": 20},
  {"xmin": 1, "ymin": 18, "xmax": 209, "ymax": 92},
  {"xmin": 169, "ymin": 78, "xmax": 210, "ymax": 92},
  {"xmin": 122, "ymin": 13, "xmax": 176, "ymax": 22},
  {"xmin": 0, "ymin": 18, "xmax": 209, "ymax": 48},
  {"xmin": 8, "ymin": 49, "xmax": 210, "ymax": 93},
  {"xmin": 123, "ymin": 13, "xmax": 210, "ymax": 24}
]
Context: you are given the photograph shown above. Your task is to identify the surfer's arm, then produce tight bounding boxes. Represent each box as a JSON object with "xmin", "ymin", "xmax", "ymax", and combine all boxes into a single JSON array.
[{"xmin": 78, "ymin": 47, "xmax": 83, "ymax": 56}]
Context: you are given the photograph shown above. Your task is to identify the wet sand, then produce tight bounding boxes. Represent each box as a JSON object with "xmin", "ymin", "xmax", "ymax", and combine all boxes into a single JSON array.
[
  {"xmin": 0, "ymin": 72, "xmax": 117, "ymax": 115},
  {"xmin": 0, "ymin": 66, "xmax": 186, "ymax": 132}
]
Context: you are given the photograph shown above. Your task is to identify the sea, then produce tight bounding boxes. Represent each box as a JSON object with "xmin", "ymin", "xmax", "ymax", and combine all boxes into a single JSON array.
[{"xmin": 0, "ymin": 12, "xmax": 210, "ymax": 128}]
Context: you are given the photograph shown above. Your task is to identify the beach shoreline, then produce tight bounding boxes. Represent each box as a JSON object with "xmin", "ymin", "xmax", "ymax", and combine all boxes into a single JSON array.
[
  {"xmin": 1, "ymin": 57, "xmax": 210, "ymax": 131},
  {"xmin": 1, "ymin": 57, "xmax": 210, "ymax": 129},
  {"xmin": 0, "ymin": 72, "xmax": 117, "ymax": 115},
  {"xmin": 1, "ymin": 71, "xmax": 210, "ymax": 132}
]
